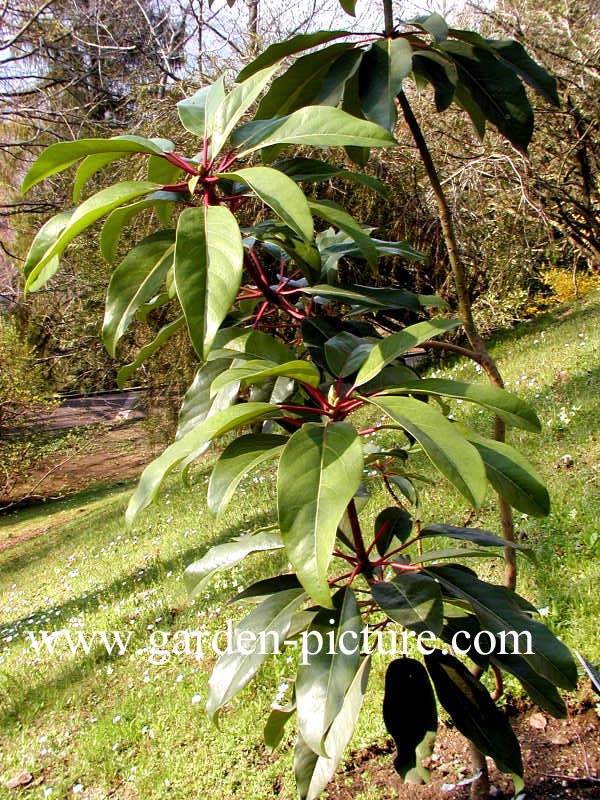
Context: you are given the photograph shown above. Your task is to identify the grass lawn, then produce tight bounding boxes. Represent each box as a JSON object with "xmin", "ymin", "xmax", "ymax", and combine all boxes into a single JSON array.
[{"xmin": 1, "ymin": 291, "xmax": 599, "ymax": 799}]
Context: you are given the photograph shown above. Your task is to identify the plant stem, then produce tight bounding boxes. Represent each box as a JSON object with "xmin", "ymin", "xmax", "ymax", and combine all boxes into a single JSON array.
[
  {"xmin": 347, "ymin": 499, "xmax": 373, "ymax": 579},
  {"xmin": 396, "ymin": 89, "xmax": 517, "ymax": 591}
]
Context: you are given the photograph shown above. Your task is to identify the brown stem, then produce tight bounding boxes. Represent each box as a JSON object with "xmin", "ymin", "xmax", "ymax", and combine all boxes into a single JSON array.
[{"xmin": 469, "ymin": 742, "xmax": 491, "ymax": 800}]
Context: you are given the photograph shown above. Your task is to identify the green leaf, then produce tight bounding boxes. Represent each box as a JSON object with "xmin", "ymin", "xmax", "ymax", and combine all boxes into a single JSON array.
[
  {"xmin": 210, "ymin": 359, "xmax": 321, "ymax": 396},
  {"xmin": 184, "ymin": 530, "xmax": 284, "ymax": 598},
  {"xmin": 459, "ymin": 427, "xmax": 550, "ymax": 517},
  {"xmin": 309, "ymin": 199, "xmax": 377, "ymax": 268},
  {"xmin": 355, "ymin": 318, "xmax": 460, "ymax": 386},
  {"xmin": 273, "ymin": 156, "xmax": 387, "ymax": 196},
  {"xmin": 383, "ymin": 658, "xmax": 437, "ymax": 782},
  {"xmin": 220, "ymin": 166, "xmax": 314, "ymax": 242},
  {"xmin": 453, "ymin": 81, "xmax": 486, "ymax": 139},
  {"xmin": 359, "ymin": 38, "xmax": 413, "ymax": 131},
  {"xmin": 73, "ymin": 153, "xmax": 123, "ymax": 202},
  {"xmin": 372, "ymin": 573, "xmax": 443, "ymax": 635},
  {"xmin": 25, "ymin": 182, "xmax": 161, "ymax": 291},
  {"xmin": 126, "ymin": 402, "xmax": 280, "ymax": 525},
  {"xmin": 100, "ymin": 197, "xmax": 159, "ymax": 264},
  {"xmin": 177, "ymin": 77, "xmax": 225, "ymax": 139},
  {"xmin": 410, "ymin": 547, "xmax": 503, "ymax": 565},
  {"xmin": 207, "ymin": 433, "xmax": 287, "ymax": 515},
  {"xmin": 338, "ymin": 0, "xmax": 356, "ymax": 15},
  {"xmin": 295, "ymin": 657, "xmax": 371, "ymax": 800},
  {"xmin": 296, "ymin": 588, "xmax": 362, "ymax": 756},
  {"xmin": 231, "ymin": 574, "xmax": 302, "ymax": 603},
  {"xmin": 440, "ymin": 40, "xmax": 533, "ymax": 152},
  {"xmin": 255, "ymin": 43, "xmax": 355, "ymax": 120},
  {"xmin": 384, "ymin": 378, "xmax": 541, "ymax": 432},
  {"xmin": 177, "ymin": 359, "xmax": 238, "ymax": 439},
  {"xmin": 206, "ymin": 588, "xmax": 306, "ymax": 721},
  {"xmin": 410, "ymin": 13, "xmax": 449, "ymax": 42},
  {"xmin": 491, "ymin": 651, "xmax": 567, "ymax": 718},
  {"xmin": 420, "ymin": 522, "xmax": 531, "ymax": 555},
  {"xmin": 412, "ymin": 51, "xmax": 457, "ymax": 111},
  {"xmin": 427, "ymin": 565, "xmax": 578, "ymax": 689},
  {"xmin": 317, "ymin": 48, "xmax": 363, "ymax": 106},
  {"xmin": 264, "ymin": 704, "xmax": 296, "ymax": 750},
  {"xmin": 277, "ymin": 422, "xmax": 364, "ymax": 608},
  {"xmin": 102, "ymin": 231, "xmax": 175, "ymax": 356},
  {"xmin": 303, "ymin": 284, "xmax": 426, "ymax": 311},
  {"xmin": 209, "ymin": 326, "xmax": 295, "ymax": 364},
  {"xmin": 366, "ymin": 396, "xmax": 487, "ymax": 509},
  {"xmin": 174, "ymin": 205, "xmax": 243, "ymax": 360},
  {"xmin": 324, "ymin": 332, "xmax": 371, "ymax": 378},
  {"xmin": 374, "ymin": 507, "xmax": 413, "ymax": 557},
  {"xmin": 22, "ymin": 210, "xmax": 73, "ymax": 290},
  {"xmin": 488, "ymin": 39, "xmax": 559, "ymax": 106},
  {"xmin": 21, "ymin": 135, "xmax": 173, "ymax": 194},
  {"xmin": 231, "ymin": 106, "xmax": 397, "ymax": 158},
  {"xmin": 237, "ymin": 31, "xmax": 350, "ymax": 81},
  {"xmin": 425, "ymin": 649, "xmax": 524, "ymax": 778},
  {"xmin": 116, "ymin": 317, "xmax": 184, "ymax": 389},
  {"xmin": 211, "ymin": 65, "xmax": 281, "ymax": 156}
]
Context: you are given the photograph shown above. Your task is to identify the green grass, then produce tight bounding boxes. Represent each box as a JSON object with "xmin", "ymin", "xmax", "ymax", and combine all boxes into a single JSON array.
[{"xmin": 1, "ymin": 291, "xmax": 599, "ymax": 799}]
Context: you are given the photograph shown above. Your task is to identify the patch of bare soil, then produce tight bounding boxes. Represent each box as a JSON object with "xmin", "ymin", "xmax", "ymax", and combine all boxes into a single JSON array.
[{"xmin": 326, "ymin": 696, "xmax": 600, "ymax": 800}]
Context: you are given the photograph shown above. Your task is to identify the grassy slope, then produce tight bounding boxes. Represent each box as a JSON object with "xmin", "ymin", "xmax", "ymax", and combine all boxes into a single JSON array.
[{"xmin": 0, "ymin": 292, "xmax": 598, "ymax": 800}]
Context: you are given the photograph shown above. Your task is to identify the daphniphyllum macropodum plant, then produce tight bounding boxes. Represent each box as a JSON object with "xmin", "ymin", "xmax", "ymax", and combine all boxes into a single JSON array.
[{"xmin": 22, "ymin": 13, "xmax": 577, "ymax": 799}]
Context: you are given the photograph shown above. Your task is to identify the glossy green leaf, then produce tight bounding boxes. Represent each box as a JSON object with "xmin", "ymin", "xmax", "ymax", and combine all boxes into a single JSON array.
[
  {"xmin": 309, "ymin": 200, "xmax": 377, "ymax": 267},
  {"xmin": 303, "ymin": 284, "xmax": 426, "ymax": 311},
  {"xmin": 366, "ymin": 396, "xmax": 487, "ymax": 509},
  {"xmin": 176, "ymin": 359, "xmax": 238, "ymax": 439},
  {"xmin": 174, "ymin": 205, "xmax": 243, "ymax": 360},
  {"xmin": 184, "ymin": 529, "xmax": 284, "ymax": 598},
  {"xmin": 231, "ymin": 574, "xmax": 302, "ymax": 603},
  {"xmin": 372, "ymin": 573, "xmax": 443, "ymax": 635},
  {"xmin": 231, "ymin": 106, "xmax": 396, "ymax": 158},
  {"xmin": 412, "ymin": 51, "xmax": 457, "ymax": 111},
  {"xmin": 206, "ymin": 587, "xmax": 306, "ymax": 721},
  {"xmin": 21, "ymin": 135, "xmax": 173, "ymax": 194},
  {"xmin": 207, "ymin": 433, "xmax": 287, "ymax": 515},
  {"xmin": 116, "ymin": 316, "xmax": 184, "ymax": 389},
  {"xmin": 220, "ymin": 167, "xmax": 313, "ymax": 242},
  {"xmin": 420, "ymin": 522, "xmax": 531, "ymax": 556},
  {"xmin": 355, "ymin": 319, "xmax": 460, "ymax": 386},
  {"xmin": 384, "ymin": 378, "xmax": 541, "ymax": 432},
  {"xmin": 209, "ymin": 326, "xmax": 295, "ymax": 364},
  {"xmin": 338, "ymin": 0, "xmax": 356, "ymax": 15},
  {"xmin": 359, "ymin": 38, "xmax": 413, "ymax": 131},
  {"xmin": 439, "ymin": 40, "xmax": 533, "ymax": 152},
  {"xmin": 410, "ymin": 547, "xmax": 502, "ymax": 564},
  {"xmin": 273, "ymin": 156, "xmax": 386, "ymax": 196},
  {"xmin": 374, "ymin": 507, "xmax": 413, "ymax": 557},
  {"xmin": 296, "ymin": 588, "xmax": 362, "ymax": 756},
  {"xmin": 277, "ymin": 422, "xmax": 364, "ymax": 608},
  {"xmin": 255, "ymin": 43, "xmax": 355, "ymax": 120},
  {"xmin": 410, "ymin": 13, "xmax": 449, "ymax": 42},
  {"xmin": 102, "ymin": 231, "xmax": 175, "ymax": 356},
  {"xmin": 488, "ymin": 39, "xmax": 559, "ymax": 106},
  {"xmin": 324, "ymin": 332, "xmax": 371, "ymax": 378},
  {"xmin": 211, "ymin": 65, "xmax": 280, "ymax": 156},
  {"xmin": 383, "ymin": 658, "xmax": 437, "ymax": 782},
  {"xmin": 210, "ymin": 359, "xmax": 320, "ymax": 396},
  {"xmin": 22, "ymin": 210, "xmax": 74, "ymax": 291},
  {"xmin": 101, "ymin": 197, "xmax": 159, "ymax": 264},
  {"xmin": 237, "ymin": 31, "xmax": 350, "ymax": 81},
  {"xmin": 295, "ymin": 657, "xmax": 371, "ymax": 800},
  {"xmin": 459, "ymin": 427, "xmax": 550, "ymax": 517},
  {"xmin": 73, "ymin": 153, "xmax": 122, "ymax": 202},
  {"xmin": 25, "ymin": 181, "xmax": 161, "ymax": 291},
  {"xmin": 425, "ymin": 649, "xmax": 524, "ymax": 779},
  {"xmin": 264, "ymin": 703, "xmax": 296, "ymax": 750},
  {"xmin": 453, "ymin": 81, "xmax": 486, "ymax": 139},
  {"xmin": 427, "ymin": 565, "xmax": 578, "ymax": 689},
  {"xmin": 491, "ymin": 651, "xmax": 567, "ymax": 718},
  {"xmin": 177, "ymin": 77, "xmax": 225, "ymax": 139},
  {"xmin": 126, "ymin": 402, "xmax": 280, "ymax": 525}
]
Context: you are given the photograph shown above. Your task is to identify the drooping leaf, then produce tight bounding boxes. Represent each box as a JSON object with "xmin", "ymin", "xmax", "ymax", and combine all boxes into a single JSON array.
[
  {"xmin": 309, "ymin": 199, "xmax": 378, "ymax": 268},
  {"xmin": 303, "ymin": 284, "xmax": 424, "ymax": 311},
  {"xmin": 22, "ymin": 210, "xmax": 74, "ymax": 291},
  {"xmin": 207, "ymin": 433, "xmax": 287, "ymax": 515},
  {"xmin": 296, "ymin": 588, "xmax": 362, "ymax": 756},
  {"xmin": 100, "ymin": 192, "xmax": 178, "ymax": 264},
  {"xmin": 427, "ymin": 565, "xmax": 578, "ymax": 690},
  {"xmin": 231, "ymin": 106, "xmax": 396, "ymax": 158},
  {"xmin": 209, "ymin": 326, "xmax": 295, "ymax": 364},
  {"xmin": 359, "ymin": 38, "xmax": 413, "ymax": 131},
  {"xmin": 354, "ymin": 318, "xmax": 460, "ymax": 386},
  {"xmin": 73, "ymin": 152, "xmax": 123, "ymax": 202},
  {"xmin": 231, "ymin": 574, "xmax": 302, "ymax": 603},
  {"xmin": 21, "ymin": 135, "xmax": 174, "ymax": 194},
  {"xmin": 220, "ymin": 166, "xmax": 314, "ymax": 242},
  {"xmin": 420, "ymin": 522, "xmax": 532, "ymax": 557},
  {"xmin": 176, "ymin": 359, "xmax": 238, "ymax": 439},
  {"xmin": 425, "ymin": 649, "xmax": 524, "ymax": 779},
  {"xmin": 277, "ymin": 422, "xmax": 364, "ymax": 608},
  {"xmin": 412, "ymin": 51, "xmax": 457, "ymax": 111},
  {"xmin": 383, "ymin": 658, "xmax": 437, "ymax": 782},
  {"xmin": 206, "ymin": 587, "xmax": 306, "ymax": 721},
  {"xmin": 324, "ymin": 332, "xmax": 371, "ymax": 378},
  {"xmin": 24, "ymin": 182, "xmax": 161, "ymax": 291},
  {"xmin": 273, "ymin": 156, "xmax": 386, "ymax": 195},
  {"xmin": 102, "ymin": 231, "xmax": 175, "ymax": 356},
  {"xmin": 174, "ymin": 205, "xmax": 243, "ymax": 360},
  {"xmin": 366, "ymin": 396, "xmax": 487, "ymax": 509},
  {"xmin": 264, "ymin": 703, "xmax": 296, "ymax": 750},
  {"xmin": 184, "ymin": 529, "xmax": 284, "ymax": 598},
  {"xmin": 210, "ymin": 359, "xmax": 320, "ymax": 396},
  {"xmin": 488, "ymin": 39, "xmax": 559, "ymax": 106},
  {"xmin": 372, "ymin": 573, "xmax": 443, "ymax": 635},
  {"xmin": 491, "ymin": 651, "xmax": 567, "ymax": 718},
  {"xmin": 116, "ymin": 316, "xmax": 184, "ymax": 389},
  {"xmin": 295, "ymin": 657, "xmax": 371, "ymax": 800},
  {"xmin": 317, "ymin": 48, "xmax": 363, "ymax": 105},
  {"xmin": 126, "ymin": 402, "xmax": 280, "ymax": 525},
  {"xmin": 458, "ymin": 427, "xmax": 550, "ymax": 517},
  {"xmin": 374, "ymin": 507, "xmax": 413, "ymax": 557},
  {"xmin": 237, "ymin": 31, "xmax": 350, "ymax": 81}
]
